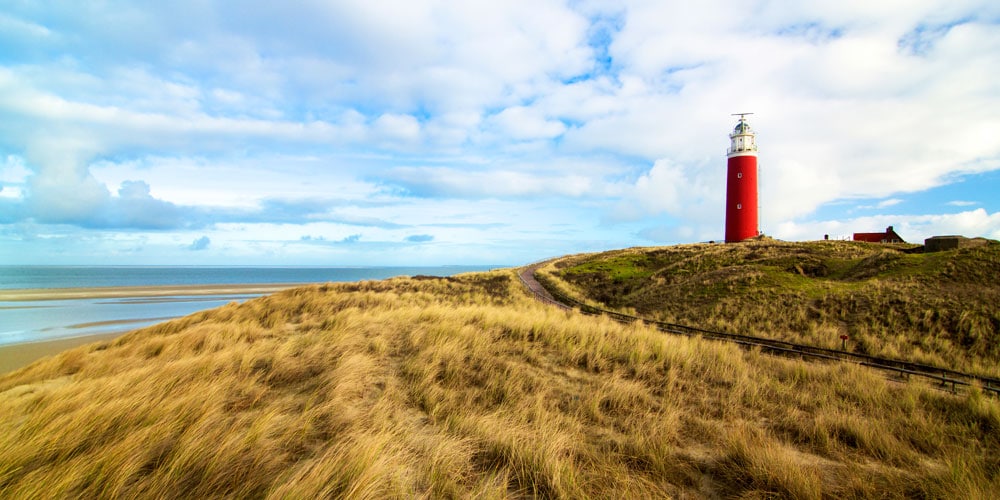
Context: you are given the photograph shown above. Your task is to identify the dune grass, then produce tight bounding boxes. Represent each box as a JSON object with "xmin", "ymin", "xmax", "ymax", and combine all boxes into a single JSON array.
[
  {"xmin": 540, "ymin": 239, "xmax": 1000, "ymax": 379},
  {"xmin": 1, "ymin": 271, "xmax": 998, "ymax": 498}
]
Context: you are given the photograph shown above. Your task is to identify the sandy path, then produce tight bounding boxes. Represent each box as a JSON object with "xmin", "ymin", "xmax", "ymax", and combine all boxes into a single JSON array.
[{"xmin": 517, "ymin": 262, "xmax": 571, "ymax": 310}]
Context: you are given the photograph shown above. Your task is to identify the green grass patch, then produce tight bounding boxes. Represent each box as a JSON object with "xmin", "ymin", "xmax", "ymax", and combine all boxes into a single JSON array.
[{"xmin": 563, "ymin": 252, "xmax": 655, "ymax": 282}]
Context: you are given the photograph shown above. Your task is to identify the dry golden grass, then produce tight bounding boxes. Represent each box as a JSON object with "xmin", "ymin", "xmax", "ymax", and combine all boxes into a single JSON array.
[
  {"xmin": 1, "ymin": 271, "xmax": 998, "ymax": 498},
  {"xmin": 540, "ymin": 239, "xmax": 1000, "ymax": 378}
]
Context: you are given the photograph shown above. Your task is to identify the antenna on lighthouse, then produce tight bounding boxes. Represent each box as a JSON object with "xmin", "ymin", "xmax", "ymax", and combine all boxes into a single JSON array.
[{"xmin": 731, "ymin": 112, "xmax": 754, "ymax": 121}]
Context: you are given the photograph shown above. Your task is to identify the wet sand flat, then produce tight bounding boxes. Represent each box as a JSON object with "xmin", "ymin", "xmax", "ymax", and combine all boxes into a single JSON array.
[
  {"xmin": 0, "ymin": 283, "xmax": 305, "ymax": 302},
  {"xmin": 0, "ymin": 283, "xmax": 307, "ymax": 374},
  {"xmin": 0, "ymin": 332, "xmax": 124, "ymax": 374}
]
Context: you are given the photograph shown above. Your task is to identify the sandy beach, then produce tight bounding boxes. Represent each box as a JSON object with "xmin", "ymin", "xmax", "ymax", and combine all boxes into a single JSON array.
[
  {"xmin": 0, "ymin": 283, "xmax": 304, "ymax": 374},
  {"xmin": 0, "ymin": 332, "xmax": 124, "ymax": 374}
]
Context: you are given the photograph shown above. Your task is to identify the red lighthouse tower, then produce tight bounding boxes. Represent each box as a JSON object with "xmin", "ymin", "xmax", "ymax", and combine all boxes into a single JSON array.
[{"xmin": 725, "ymin": 113, "xmax": 759, "ymax": 242}]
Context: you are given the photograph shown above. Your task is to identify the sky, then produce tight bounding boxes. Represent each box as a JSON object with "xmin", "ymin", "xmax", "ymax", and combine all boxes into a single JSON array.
[{"xmin": 1, "ymin": 1, "xmax": 998, "ymax": 266}]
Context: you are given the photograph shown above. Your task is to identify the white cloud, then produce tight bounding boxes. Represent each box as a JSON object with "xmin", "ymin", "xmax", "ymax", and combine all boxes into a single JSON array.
[
  {"xmin": 0, "ymin": 186, "xmax": 22, "ymax": 200},
  {"xmin": 488, "ymin": 106, "xmax": 567, "ymax": 141},
  {"xmin": 630, "ymin": 160, "xmax": 698, "ymax": 216},
  {"xmin": 773, "ymin": 208, "xmax": 1000, "ymax": 242},
  {"xmin": 373, "ymin": 113, "xmax": 421, "ymax": 144},
  {"xmin": 555, "ymin": 2, "xmax": 1000, "ymax": 225},
  {"xmin": 384, "ymin": 166, "xmax": 597, "ymax": 199},
  {"xmin": 0, "ymin": 1, "xmax": 998, "ymax": 263},
  {"xmin": 92, "ymin": 155, "xmax": 380, "ymax": 208},
  {"xmin": 0, "ymin": 12, "xmax": 53, "ymax": 39},
  {"xmin": 189, "ymin": 235, "xmax": 211, "ymax": 251},
  {"xmin": 855, "ymin": 198, "xmax": 905, "ymax": 210},
  {"xmin": 1, "ymin": 155, "xmax": 31, "ymax": 183}
]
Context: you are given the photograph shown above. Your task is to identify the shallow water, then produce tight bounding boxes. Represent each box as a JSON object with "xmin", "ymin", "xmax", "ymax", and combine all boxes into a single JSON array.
[
  {"xmin": 0, "ymin": 265, "xmax": 497, "ymax": 290},
  {"xmin": 0, "ymin": 265, "xmax": 499, "ymax": 346},
  {"xmin": 0, "ymin": 294, "xmax": 260, "ymax": 346}
]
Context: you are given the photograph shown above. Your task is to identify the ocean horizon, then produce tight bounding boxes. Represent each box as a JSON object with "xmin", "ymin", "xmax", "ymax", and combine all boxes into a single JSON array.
[
  {"xmin": 0, "ymin": 265, "xmax": 503, "ymax": 347},
  {"xmin": 0, "ymin": 265, "xmax": 504, "ymax": 290}
]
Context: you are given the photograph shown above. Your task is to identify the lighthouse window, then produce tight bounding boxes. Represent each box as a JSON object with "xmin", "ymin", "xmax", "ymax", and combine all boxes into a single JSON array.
[
  {"xmin": 737, "ymin": 203, "xmax": 742, "ymax": 209},
  {"xmin": 737, "ymin": 172, "xmax": 742, "ymax": 179}
]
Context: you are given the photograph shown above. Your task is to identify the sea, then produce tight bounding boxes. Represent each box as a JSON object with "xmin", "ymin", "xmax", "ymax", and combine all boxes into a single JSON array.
[{"xmin": 0, "ymin": 265, "xmax": 499, "ymax": 347}]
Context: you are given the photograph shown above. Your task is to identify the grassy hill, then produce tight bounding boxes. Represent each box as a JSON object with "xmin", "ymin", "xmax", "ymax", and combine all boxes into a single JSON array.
[
  {"xmin": 1, "ymin": 270, "xmax": 999, "ymax": 497},
  {"xmin": 536, "ymin": 239, "xmax": 1000, "ymax": 379}
]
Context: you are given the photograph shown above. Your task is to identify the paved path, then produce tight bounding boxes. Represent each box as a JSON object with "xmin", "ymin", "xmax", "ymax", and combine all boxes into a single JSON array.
[{"xmin": 517, "ymin": 262, "xmax": 571, "ymax": 310}]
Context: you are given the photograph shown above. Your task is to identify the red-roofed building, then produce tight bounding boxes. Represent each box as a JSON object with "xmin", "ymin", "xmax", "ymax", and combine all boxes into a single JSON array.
[{"xmin": 853, "ymin": 226, "xmax": 905, "ymax": 243}]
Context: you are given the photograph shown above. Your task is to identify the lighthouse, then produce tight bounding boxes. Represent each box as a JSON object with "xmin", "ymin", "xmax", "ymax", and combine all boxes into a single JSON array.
[{"xmin": 725, "ymin": 113, "xmax": 759, "ymax": 242}]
